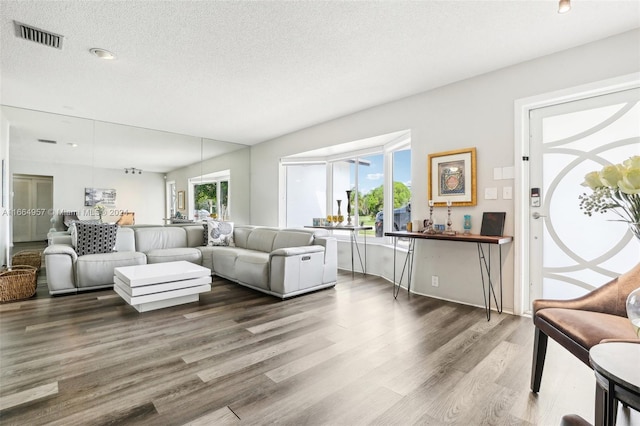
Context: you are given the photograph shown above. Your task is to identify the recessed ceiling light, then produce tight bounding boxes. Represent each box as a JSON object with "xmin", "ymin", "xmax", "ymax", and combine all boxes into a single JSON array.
[
  {"xmin": 90, "ymin": 48, "xmax": 116, "ymax": 60},
  {"xmin": 67, "ymin": 143, "xmax": 78, "ymax": 148}
]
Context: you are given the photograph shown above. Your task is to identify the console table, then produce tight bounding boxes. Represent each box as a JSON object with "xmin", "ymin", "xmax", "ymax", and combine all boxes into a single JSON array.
[
  {"xmin": 589, "ymin": 342, "xmax": 640, "ymax": 426},
  {"xmin": 305, "ymin": 225, "xmax": 372, "ymax": 277},
  {"xmin": 385, "ymin": 231, "xmax": 513, "ymax": 320}
]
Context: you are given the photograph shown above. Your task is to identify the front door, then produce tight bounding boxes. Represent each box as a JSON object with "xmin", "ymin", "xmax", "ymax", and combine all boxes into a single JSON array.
[{"xmin": 528, "ymin": 87, "xmax": 639, "ymax": 309}]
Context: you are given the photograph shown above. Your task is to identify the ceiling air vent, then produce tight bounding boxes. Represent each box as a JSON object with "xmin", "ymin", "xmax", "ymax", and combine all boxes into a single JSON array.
[
  {"xmin": 14, "ymin": 21, "xmax": 63, "ymax": 49},
  {"xmin": 37, "ymin": 139, "xmax": 57, "ymax": 144}
]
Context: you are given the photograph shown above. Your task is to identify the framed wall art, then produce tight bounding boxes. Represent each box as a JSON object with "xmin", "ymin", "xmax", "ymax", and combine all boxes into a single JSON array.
[
  {"xmin": 177, "ymin": 190, "xmax": 185, "ymax": 210},
  {"xmin": 84, "ymin": 188, "xmax": 116, "ymax": 207},
  {"xmin": 428, "ymin": 147, "xmax": 477, "ymax": 206}
]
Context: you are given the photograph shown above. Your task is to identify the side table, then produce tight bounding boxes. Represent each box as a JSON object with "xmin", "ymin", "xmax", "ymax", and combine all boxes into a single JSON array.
[
  {"xmin": 589, "ymin": 342, "xmax": 640, "ymax": 426},
  {"xmin": 305, "ymin": 225, "xmax": 372, "ymax": 277}
]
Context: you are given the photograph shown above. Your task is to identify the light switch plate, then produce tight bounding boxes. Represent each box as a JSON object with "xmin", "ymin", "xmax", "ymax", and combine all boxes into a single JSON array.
[
  {"xmin": 503, "ymin": 186, "xmax": 513, "ymax": 200},
  {"xmin": 493, "ymin": 167, "xmax": 503, "ymax": 180},
  {"xmin": 485, "ymin": 187, "xmax": 498, "ymax": 200}
]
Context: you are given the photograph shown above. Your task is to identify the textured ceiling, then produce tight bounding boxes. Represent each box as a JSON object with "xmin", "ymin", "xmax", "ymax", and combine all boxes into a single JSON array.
[{"xmin": 1, "ymin": 1, "xmax": 639, "ymax": 149}]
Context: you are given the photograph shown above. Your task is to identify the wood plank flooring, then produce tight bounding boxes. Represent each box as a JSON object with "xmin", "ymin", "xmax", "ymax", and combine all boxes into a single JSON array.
[{"xmin": 1, "ymin": 269, "xmax": 638, "ymax": 425}]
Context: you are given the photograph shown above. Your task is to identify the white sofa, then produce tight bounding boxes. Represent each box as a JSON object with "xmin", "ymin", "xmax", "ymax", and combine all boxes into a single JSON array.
[
  {"xmin": 200, "ymin": 226, "xmax": 337, "ymax": 299},
  {"xmin": 43, "ymin": 224, "xmax": 337, "ymax": 299}
]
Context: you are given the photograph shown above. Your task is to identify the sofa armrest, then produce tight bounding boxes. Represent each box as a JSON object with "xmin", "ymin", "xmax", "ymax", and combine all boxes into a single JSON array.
[
  {"xmin": 270, "ymin": 245, "xmax": 325, "ymax": 257},
  {"xmin": 43, "ymin": 244, "xmax": 78, "ymax": 294},
  {"xmin": 44, "ymin": 244, "xmax": 78, "ymax": 260},
  {"xmin": 313, "ymin": 236, "xmax": 336, "ymax": 260}
]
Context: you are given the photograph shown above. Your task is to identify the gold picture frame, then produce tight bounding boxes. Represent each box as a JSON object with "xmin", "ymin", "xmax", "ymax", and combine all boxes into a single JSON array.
[
  {"xmin": 428, "ymin": 147, "xmax": 477, "ymax": 207},
  {"xmin": 177, "ymin": 190, "xmax": 185, "ymax": 210}
]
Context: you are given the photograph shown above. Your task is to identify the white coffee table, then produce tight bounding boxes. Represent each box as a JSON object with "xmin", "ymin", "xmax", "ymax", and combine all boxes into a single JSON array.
[{"xmin": 113, "ymin": 261, "xmax": 212, "ymax": 312}]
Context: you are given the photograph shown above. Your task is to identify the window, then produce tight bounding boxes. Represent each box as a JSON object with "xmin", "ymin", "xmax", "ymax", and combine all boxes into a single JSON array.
[
  {"xmin": 188, "ymin": 170, "xmax": 230, "ymax": 220},
  {"xmin": 332, "ymin": 154, "xmax": 383, "ymax": 236},
  {"xmin": 285, "ymin": 164, "xmax": 327, "ymax": 227},
  {"xmin": 282, "ymin": 131, "xmax": 411, "ymax": 240},
  {"xmin": 391, "ymin": 148, "xmax": 412, "ymax": 233},
  {"xmin": 166, "ymin": 181, "xmax": 176, "ymax": 218},
  {"xmin": 194, "ymin": 182, "xmax": 217, "ymax": 219}
]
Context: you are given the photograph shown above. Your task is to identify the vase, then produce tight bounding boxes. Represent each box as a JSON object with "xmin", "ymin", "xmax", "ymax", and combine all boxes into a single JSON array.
[
  {"xmin": 627, "ymin": 287, "xmax": 640, "ymax": 338},
  {"xmin": 346, "ymin": 190, "xmax": 353, "ymax": 226},
  {"xmin": 463, "ymin": 215, "xmax": 471, "ymax": 235},
  {"xmin": 336, "ymin": 200, "xmax": 342, "ymax": 216}
]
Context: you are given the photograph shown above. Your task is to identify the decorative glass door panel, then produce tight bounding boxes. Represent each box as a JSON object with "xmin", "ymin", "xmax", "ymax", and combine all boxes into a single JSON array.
[{"xmin": 529, "ymin": 88, "xmax": 639, "ymax": 307}]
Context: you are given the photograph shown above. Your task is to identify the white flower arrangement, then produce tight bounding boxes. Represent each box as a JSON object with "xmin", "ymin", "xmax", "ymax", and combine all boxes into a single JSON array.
[
  {"xmin": 95, "ymin": 204, "xmax": 106, "ymax": 221},
  {"xmin": 579, "ymin": 155, "xmax": 640, "ymax": 239}
]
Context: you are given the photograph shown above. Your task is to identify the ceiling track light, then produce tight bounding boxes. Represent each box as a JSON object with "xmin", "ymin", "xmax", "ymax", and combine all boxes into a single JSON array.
[
  {"xmin": 558, "ymin": 0, "xmax": 571, "ymax": 14},
  {"xmin": 124, "ymin": 168, "xmax": 142, "ymax": 175}
]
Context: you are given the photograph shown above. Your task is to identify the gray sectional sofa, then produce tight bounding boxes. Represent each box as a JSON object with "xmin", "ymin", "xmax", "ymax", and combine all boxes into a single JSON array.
[{"xmin": 43, "ymin": 224, "xmax": 338, "ymax": 299}]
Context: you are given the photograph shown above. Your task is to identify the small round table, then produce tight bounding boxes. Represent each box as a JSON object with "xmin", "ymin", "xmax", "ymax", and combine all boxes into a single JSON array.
[{"xmin": 589, "ymin": 342, "xmax": 640, "ymax": 426}]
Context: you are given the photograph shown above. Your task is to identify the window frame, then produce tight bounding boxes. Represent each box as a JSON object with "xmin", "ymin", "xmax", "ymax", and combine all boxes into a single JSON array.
[{"xmin": 282, "ymin": 136, "xmax": 411, "ymax": 243}]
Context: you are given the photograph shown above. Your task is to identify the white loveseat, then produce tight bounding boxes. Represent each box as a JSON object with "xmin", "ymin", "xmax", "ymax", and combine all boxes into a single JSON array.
[{"xmin": 43, "ymin": 224, "xmax": 337, "ymax": 299}]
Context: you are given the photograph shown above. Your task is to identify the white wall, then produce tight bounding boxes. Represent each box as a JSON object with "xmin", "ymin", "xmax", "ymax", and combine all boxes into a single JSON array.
[
  {"xmin": 11, "ymin": 160, "xmax": 165, "ymax": 227},
  {"xmin": 166, "ymin": 148, "xmax": 251, "ymax": 225},
  {"xmin": 250, "ymin": 29, "xmax": 640, "ymax": 313}
]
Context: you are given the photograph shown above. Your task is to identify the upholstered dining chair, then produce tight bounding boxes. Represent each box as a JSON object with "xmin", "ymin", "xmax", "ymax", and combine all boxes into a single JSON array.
[
  {"xmin": 62, "ymin": 211, "xmax": 80, "ymax": 230},
  {"xmin": 116, "ymin": 212, "xmax": 135, "ymax": 226},
  {"xmin": 531, "ymin": 262, "xmax": 640, "ymax": 393}
]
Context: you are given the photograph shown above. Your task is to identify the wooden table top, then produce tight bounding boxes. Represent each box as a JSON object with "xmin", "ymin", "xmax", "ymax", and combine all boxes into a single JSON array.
[
  {"xmin": 384, "ymin": 231, "xmax": 513, "ymax": 245},
  {"xmin": 305, "ymin": 225, "xmax": 373, "ymax": 231}
]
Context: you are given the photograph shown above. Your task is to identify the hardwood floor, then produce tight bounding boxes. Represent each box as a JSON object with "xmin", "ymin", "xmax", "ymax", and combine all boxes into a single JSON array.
[{"xmin": 1, "ymin": 270, "xmax": 637, "ymax": 425}]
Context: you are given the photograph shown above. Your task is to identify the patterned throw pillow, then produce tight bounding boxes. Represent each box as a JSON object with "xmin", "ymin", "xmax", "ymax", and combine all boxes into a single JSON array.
[
  {"xmin": 69, "ymin": 220, "xmax": 103, "ymax": 249},
  {"xmin": 202, "ymin": 222, "xmax": 209, "ymax": 246},
  {"xmin": 206, "ymin": 220, "xmax": 234, "ymax": 246},
  {"xmin": 75, "ymin": 223, "xmax": 118, "ymax": 256}
]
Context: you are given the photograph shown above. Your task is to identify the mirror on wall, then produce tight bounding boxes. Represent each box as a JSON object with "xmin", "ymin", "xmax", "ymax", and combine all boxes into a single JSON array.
[
  {"xmin": 2, "ymin": 105, "xmax": 249, "ymax": 233},
  {"xmin": 3, "ymin": 106, "xmax": 247, "ymax": 172}
]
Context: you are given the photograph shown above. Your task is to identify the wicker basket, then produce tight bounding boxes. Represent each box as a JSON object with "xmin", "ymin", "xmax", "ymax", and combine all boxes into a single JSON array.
[
  {"xmin": 11, "ymin": 250, "xmax": 43, "ymax": 271},
  {"xmin": 0, "ymin": 265, "xmax": 38, "ymax": 302}
]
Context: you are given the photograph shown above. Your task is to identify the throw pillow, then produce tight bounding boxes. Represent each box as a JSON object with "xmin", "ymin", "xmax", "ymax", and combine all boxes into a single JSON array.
[
  {"xmin": 202, "ymin": 221, "xmax": 209, "ymax": 246},
  {"xmin": 206, "ymin": 220, "xmax": 234, "ymax": 246},
  {"xmin": 68, "ymin": 220, "xmax": 103, "ymax": 249},
  {"xmin": 75, "ymin": 223, "xmax": 118, "ymax": 256}
]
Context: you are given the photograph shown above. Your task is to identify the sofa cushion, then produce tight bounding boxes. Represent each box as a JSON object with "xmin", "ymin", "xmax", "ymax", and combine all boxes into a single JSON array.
[
  {"xmin": 273, "ymin": 230, "xmax": 314, "ymax": 250},
  {"xmin": 182, "ymin": 225, "xmax": 205, "ymax": 247},
  {"xmin": 74, "ymin": 223, "xmax": 118, "ymax": 256},
  {"xmin": 206, "ymin": 220, "xmax": 235, "ymax": 246},
  {"xmin": 209, "ymin": 247, "xmax": 247, "ymax": 280},
  {"xmin": 146, "ymin": 248, "xmax": 202, "ymax": 264},
  {"xmin": 246, "ymin": 228, "xmax": 278, "ymax": 253},
  {"xmin": 236, "ymin": 251, "xmax": 270, "ymax": 290},
  {"xmin": 233, "ymin": 226, "xmax": 255, "ymax": 249},
  {"xmin": 76, "ymin": 251, "xmax": 146, "ymax": 288},
  {"xmin": 134, "ymin": 227, "xmax": 187, "ymax": 252},
  {"xmin": 114, "ymin": 228, "xmax": 136, "ymax": 252}
]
